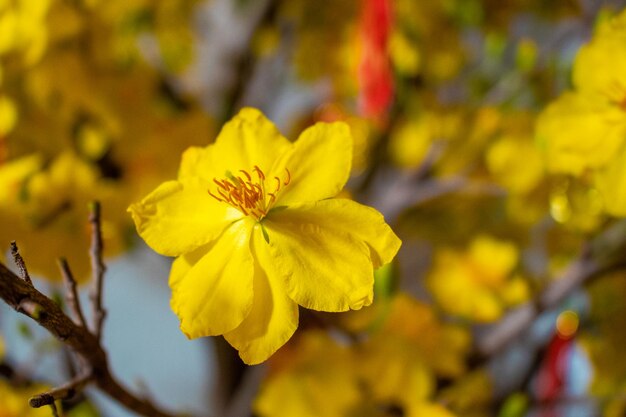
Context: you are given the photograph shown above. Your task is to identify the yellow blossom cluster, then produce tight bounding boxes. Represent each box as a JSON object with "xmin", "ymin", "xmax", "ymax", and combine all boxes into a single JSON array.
[{"xmin": 536, "ymin": 9, "xmax": 626, "ymax": 216}]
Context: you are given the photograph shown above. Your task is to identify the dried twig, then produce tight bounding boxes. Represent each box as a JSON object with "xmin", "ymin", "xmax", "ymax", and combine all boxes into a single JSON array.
[
  {"xmin": 29, "ymin": 373, "xmax": 93, "ymax": 407},
  {"xmin": 88, "ymin": 202, "xmax": 106, "ymax": 341},
  {"xmin": 10, "ymin": 241, "xmax": 32, "ymax": 285},
  {"xmin": 58, "ymin": 257, "xmax": 88, "ymax": 329},
  {"xmin": 49, "ymin": 402, "xmax": 60, "ymax": 417},
  {"xmin": 476, "ymin": 220, "xmax": 626, "ymax": 359},
  {"xmin": 0, "ymin": 204, "xmax": 180, "ymax": 417}
]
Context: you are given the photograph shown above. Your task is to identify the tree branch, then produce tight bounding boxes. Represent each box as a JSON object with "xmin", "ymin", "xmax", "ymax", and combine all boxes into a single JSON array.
[
  {"xmin": 29, "ymin": 373, "xmax": 93, "ymax": 407},
  {"xmin": 0, "ymin": 262, "xmax": 178, "ymax": 417},
  {"xmin": 476, "ymin": 220, "xmax": 626, "ymax": 359},
  {"xmin": 88, "ymin": 201, "xmax": 106, "ymax": 342},
  {"xmin": 58, "ymin": 257, "xmax": 88, "ymax": 329},
  {"xmin": 10, "ymin": 240, "xmax": 32, "ymax": 285}
]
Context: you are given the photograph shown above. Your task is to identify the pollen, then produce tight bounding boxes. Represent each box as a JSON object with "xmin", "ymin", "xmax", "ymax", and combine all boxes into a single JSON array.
[{"xmin": 208, "ymin": 165, "xmax": 291, "ymax": 220}]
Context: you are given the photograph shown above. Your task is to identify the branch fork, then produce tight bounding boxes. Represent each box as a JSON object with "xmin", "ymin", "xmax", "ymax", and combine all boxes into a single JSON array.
[{"xmin": 2, "ymin": 201, "xmax": 178, "ymax": 417}]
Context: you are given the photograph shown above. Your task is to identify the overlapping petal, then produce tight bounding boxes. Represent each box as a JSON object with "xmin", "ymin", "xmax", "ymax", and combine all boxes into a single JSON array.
[
  {"xmin": 264, "ymin": 204, "xmax": 375, "ymax": 312},
  {"xmin": 178, "ymin": 108, "xmax": 293, "ymax": 182},
  {"xmin": 275, "ymin": 122, "xmax": 352, "ymax": 206},
  {"xmin": 536, "ymin": 92, "xmax": 626, "ymax": 175},
  {"xmin": 170, "ymin": 219, "xmax": 255, "ymax": 338},
  {"xmin": 271, "ymin": 199, "xmax": 401, "ymax": 268},
  {"xmin": 128, "ymin": 178, "xmax": 242, "ymax": 256},
  {"xmin": 224, "ymin": 228, "xmax": 299, "ymax": 364},
  {"xmin": 573, "ymin": 22, "xmax": 626, "ymax": 99}
]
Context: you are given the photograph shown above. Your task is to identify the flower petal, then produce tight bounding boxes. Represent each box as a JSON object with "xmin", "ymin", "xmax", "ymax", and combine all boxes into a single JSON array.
[
  {"xmin": 178, "ymin": 108, "xmax": 293, "ymax": 182},
  {"xmin": 170, "ymin": 219, "xmax": 255, "ymax": 338},
  {"xmin": 263, "ymin": 205, "xmax": 374, "ymax": 312},
  {"xmin": 273, "ymin": 199, "xmax": 401, "ymax": 269},
  {"xmin": 224, "ymin": 226, "xmax": 299, "ymax": 365},
  {"xmin": 128, "ymin": 179, "xmax": 242, "ymax": 257},
  {"xmin": 535, "ymin": 92, "xmax": 626, "ymax": 175},
  {"xmin": 275, "ymin": 122, "xmax": 352, "ymax": 206}
]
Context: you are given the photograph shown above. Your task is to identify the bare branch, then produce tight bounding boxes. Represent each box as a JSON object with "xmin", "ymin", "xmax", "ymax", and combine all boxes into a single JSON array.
[
  {"xmin": 88, "ymin": 201, "xmax": 106, "ymax": 341},
  {"xmin": 10, "ymin": 241, "xmax": 32, "ymax": 285},
  {"xmin": 0, "ymin": 261, "xmax": 180, "ymax": 417},
  {"xmin": 29, "ymin": 373, "xmax": 93, "ymax": 407},
  {"xmin": 49, "ymin": 402, "xmax": 59, "ymax": 417},
  {"xmin": 476, "ymin": 220, "xmax": 626, "ymax": 359},
  {"xmin": 58, "ymin": 258, "xmax": 88, "ymax": 329}
]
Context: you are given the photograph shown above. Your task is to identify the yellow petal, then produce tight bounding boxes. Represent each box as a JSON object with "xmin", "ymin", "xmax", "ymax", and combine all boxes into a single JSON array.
[
  {"xmin": 272, "ymin": 199, "xmax": 401, "ymax": 269},
  {"xmin": 178, "ymin": 107, "xmax": 292, "ymax": 181},
  {"xmin": 170, "ymin": 219, "xmax": 255, "ymax": 338},
  {"xmin": 536, "ymin": 92, "xmax": 626, "ymax": 175},
  {"xmin": 128, "ymin": 179, "xmax": 243, "ymax": 257},
  {"xmin": 276, "ymin": 122, "xmax": 352, "ymax": 206},
  {"xmin": 573, "ymin": 28, "xmax": 626, "ymax": 102},
  {"xmin": 264, "ymin": 204, "xmax": 374, "ymax": 312},
  {"xmin": 594, "ymin": 146, "xmax": 626, "ymax": 216},
  {"xmin": 224, "ymin": 227, "xmax": 299, "ymax": 365}
]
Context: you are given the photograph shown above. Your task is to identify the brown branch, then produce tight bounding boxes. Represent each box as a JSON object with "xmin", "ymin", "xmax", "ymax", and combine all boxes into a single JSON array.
[
  {"xmin": 58, "ymin": 257, "xmax": 88, "ymax": 329},
  {"xmin": 1, "ymin": 252, "xmax": 184, "ymax": 417},
  {"xmin": 50, "ymin": 402, "xmax": 60, "ymax": 417},
  {"xmin": 475, "ymin": 255, "xmax": 600, "ymax": 359},
  {"xmin": 88, "ymin": 201, "xmax": 106, "ymax": 342},
  {"xmin": 29, "ymin": 373, "xmax": 93, "ymax": 407},
  {"xmin": 0, "ymin": 262, "xmax": 180, "ymax": 417},
  {"xmin": 476, "ymin": 219, "xmax": 626, "ymax": 359},
  {"xmin": 10, "ymin": 241, "xmax": 32, "ymax": 285}
]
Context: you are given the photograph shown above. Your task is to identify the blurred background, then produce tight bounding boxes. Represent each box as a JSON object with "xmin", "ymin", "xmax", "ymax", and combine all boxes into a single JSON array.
[{"xmin": 2, "ymin": 0, "xmax": 626, "ymax": 416}]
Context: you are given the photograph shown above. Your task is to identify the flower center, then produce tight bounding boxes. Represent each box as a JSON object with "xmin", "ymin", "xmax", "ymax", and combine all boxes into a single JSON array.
[{"xmin": 208, "ymin": 165, "xmax": 290, "ymax": 220}]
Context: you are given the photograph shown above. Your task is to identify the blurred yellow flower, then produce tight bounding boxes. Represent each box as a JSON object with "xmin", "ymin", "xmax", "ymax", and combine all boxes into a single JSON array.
[
  {"xmin": 0, "ymin": 151, "xmax": 125, "ymax": 281},
  {"xmin": 427, "ymin": 236, "xmax": 529, "ymax": 322},
  {"xmin": 0, "ymin": 0, "xmax": 50, "ymax": 64},
  {"xmin": 255, "ymin": 331, "xmax": 361, "ymax": 417},
  {"xmin": 486, "ymin": 134, "xmax": 544, "ymax": 194},
  {"xmin": 0, "ymin": 380, "xmax": 52, "ymax": 417},
  {"xmin": 377, "ymin": 294, "xmax": 470, "ymax": 378},
  {"xmin": 0, "ymin": 96, "xmax": 17, "ymax": 136},
  {"xmin": 536, "ymin": 9, "xmax": 626, "ymax": 216},
  {"xmin": 129, "ymin": 107, "xmax": 401, "ymax": 364},
  {"xmin": 255, "ymin": 327, "xmax": 458, "ymax": 417},
  {"xmin": 389, "ymin": 115, "xmax": 434, "ymax": 169}
]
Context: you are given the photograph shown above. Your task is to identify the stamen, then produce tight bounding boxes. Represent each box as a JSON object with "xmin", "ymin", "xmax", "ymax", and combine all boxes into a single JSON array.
[
  {"xmin": 284, "ymin": 168, "xmax": 291, "ymax": 185},
  {"xmin": 254, "ymin": 165, "xmax": 265, "ymax": 180},
  {"xmin": 207, "ymin": 166, "xmax": 291, "ymax": 220},
  {"xmin": 240, "ymin": 170, "xmax": 252, "ymax": 181}
]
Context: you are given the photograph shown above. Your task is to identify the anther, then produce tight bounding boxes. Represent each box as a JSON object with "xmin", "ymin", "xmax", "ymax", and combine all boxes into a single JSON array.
[
  {"xmin": 284, "ymin": 168, "xmax": 291, "ymax": 185},
  {"xmin": 254, "ymin": 165, "xmax": 265, "ymax": 180},
  {"xmin": 208, "ymin": 165, "xmax": 291, "ymax": 220}
]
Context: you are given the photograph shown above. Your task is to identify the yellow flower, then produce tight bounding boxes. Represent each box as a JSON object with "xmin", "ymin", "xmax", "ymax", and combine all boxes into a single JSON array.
[
  {"xmin": 255, "ymin": 331, "xmax": 361, "ymax": 417},
  {"xmin": 427, "ymin": 236, "xmax": 529, "ymax": 322},
  {"xmin": 129, "ymin": 107, "xmax": 401, "ymax": 364},
  {"xmin": 536, "ymin": 9, "xmax": 626, "ymax": 215},
  {"xmin": 0, "ymin": 380, "xmax": 52, "ymax": 417},
  {"xmin": 255, "ymin": 329, "xmax": 458, "ymax": 417}
]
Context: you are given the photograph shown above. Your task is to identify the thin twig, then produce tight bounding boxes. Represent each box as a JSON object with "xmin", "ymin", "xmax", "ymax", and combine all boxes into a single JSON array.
[
  {"xmin": 88, "ymin": 201, "xmax": 106, "ymax": 341},
  {"xmin": 30, "ymin": 373, "xmax": 93, "ymax": 407},
  {"xmin": 49, "ymin": 402, "xmax": 59, "ymax": 417},
  {"xmin": 0, "ymin": 261, "xmax": 180, "ymax": 417},
  {"xmin": 58, "ymin": 258, "xmax": 88, "ymax": 329},
  {"xmin": 476, "ymin": 222, "xmax": 626, "ymax": 359},
  {"xmin": 10, "ymin": 241, "xmax": 32, "ymax": 285}
]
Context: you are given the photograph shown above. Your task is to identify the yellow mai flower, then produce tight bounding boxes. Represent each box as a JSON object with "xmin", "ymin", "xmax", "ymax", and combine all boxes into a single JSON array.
[
  {"xmin": 129, "ymin": 107, "xmax": 401, "ymax": 364},
  {"xmin": 427, "ymin": 236, "xmax": 529, "ymax": 322},
  {"xmin": 536, "ymin": 9, "xmax": 626, "ymax": 215},
  {"xmin": 0, "ymin": 380, "xmax": 52, "ymax": 417}
]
